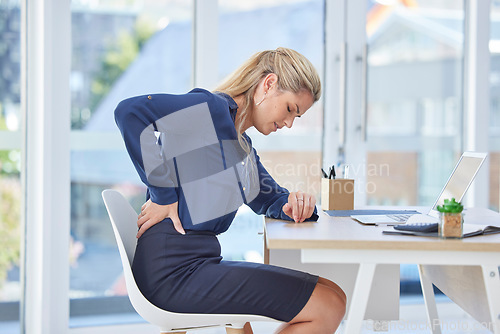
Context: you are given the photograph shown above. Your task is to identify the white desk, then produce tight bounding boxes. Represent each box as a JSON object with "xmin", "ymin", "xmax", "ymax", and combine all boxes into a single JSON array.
[{"xmin": 264, "ymin": 207, "xmax": 500, "ymax": 334}]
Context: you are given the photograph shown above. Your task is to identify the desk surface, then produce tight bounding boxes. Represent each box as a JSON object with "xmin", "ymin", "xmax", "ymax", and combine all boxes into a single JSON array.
[{"xmin": 265, "ymin": 207, "xmax": 500, "ymax": 252}]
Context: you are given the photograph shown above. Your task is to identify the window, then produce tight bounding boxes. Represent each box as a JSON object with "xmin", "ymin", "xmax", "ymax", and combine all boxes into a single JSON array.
[
  {"xmin": 217, "ymin": 0, "xmax": 325, "ymax": 262},
  {"xmin": 69, "ymin": 0, "xmax": 193, "ymax": 325},
  {"xmin": 365, "ymin": 1, "xmax": 464, "ymax": 206}
]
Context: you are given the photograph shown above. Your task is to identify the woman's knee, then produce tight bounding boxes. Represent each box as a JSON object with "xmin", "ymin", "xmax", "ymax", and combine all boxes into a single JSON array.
[
  {"xmin": 318, "ymin": 276, "xmax": 347, "ymax": 304},
  {"xmin": 325, "ymin": 285, "xmax": 346, "ymax": 322},
  {"xmin": 314, "ymin": 284, "xmax": 346, "ymax": 331},
  {"xmin": 290, "ymin": 282, "xmax": 346, "ymax": 331}
]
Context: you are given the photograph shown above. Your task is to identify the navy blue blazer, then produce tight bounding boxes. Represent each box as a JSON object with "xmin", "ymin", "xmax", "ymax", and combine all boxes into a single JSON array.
[{"xmin": 115, "ymin": 88, "xmax": 318, "ymax": 234}]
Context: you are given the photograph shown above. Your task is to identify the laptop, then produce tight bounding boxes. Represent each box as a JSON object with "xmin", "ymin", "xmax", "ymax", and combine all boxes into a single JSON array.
[{"xmin": 351, "ymin": 152, "xmax": 487, "ymax": 225}]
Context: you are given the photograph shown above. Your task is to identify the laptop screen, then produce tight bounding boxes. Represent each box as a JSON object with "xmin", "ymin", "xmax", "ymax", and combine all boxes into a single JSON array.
[{"xmin": 430, "ymin": 152, "xmax": 487, "ymax": 216}]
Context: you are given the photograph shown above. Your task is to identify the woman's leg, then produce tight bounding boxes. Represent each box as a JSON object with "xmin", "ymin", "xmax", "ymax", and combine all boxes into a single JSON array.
[
  {"xmin": 276, "ymin": 277, "xmax": 346, "ymax": 334},
  {"xmin": 317, "ymin": 277, "xmax": 347, "ymax": 304}
]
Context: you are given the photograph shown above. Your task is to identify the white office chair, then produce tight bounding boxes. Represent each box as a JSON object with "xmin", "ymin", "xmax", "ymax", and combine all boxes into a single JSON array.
[{"xmin": 102, "ymin": 189, "xmax": 280, "ymax": 334}]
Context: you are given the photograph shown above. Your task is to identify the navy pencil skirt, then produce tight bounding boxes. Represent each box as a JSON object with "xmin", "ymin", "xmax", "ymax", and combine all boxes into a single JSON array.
[{"xmin": 131, "ymin": 220, "xmax": 318, "ymax": 322}]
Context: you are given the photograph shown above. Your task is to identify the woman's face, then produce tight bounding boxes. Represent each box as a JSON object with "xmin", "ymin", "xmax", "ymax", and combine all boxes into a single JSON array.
[{"xmin": 251, "ymin": 75, "xmax": 315, "ymax": 136}]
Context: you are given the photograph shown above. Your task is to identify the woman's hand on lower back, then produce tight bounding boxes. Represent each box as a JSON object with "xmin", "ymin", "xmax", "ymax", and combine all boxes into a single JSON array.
[{"xmin": 137, "ymin": 200, "xmax": 185, "ymax": 238}]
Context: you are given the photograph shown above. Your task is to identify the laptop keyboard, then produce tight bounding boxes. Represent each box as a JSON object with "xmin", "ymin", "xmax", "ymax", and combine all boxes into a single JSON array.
[{"xmin": 386, "ymin": 214, "xmax": 414, "ymax": 222}]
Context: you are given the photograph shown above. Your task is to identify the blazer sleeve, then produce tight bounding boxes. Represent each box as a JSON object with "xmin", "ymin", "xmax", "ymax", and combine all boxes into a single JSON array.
[
  {"xmin": 246, "ymin": 146, "xmax": 319, "ymax": 222},
  {"xmin": 114, "ymin": 94, "xmax": 180, "ymax": 205}
]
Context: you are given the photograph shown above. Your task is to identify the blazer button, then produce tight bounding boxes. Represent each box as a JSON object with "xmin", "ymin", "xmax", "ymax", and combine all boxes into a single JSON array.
[{"xmin": 147, "ymin": 95, "xmax": 152, "ymax": 100}]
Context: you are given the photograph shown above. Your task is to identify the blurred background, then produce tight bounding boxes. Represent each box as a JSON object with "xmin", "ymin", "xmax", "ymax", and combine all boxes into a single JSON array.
[{"xmin": 0, "ymin": 0, "xmax": 498, "ymax": 330}]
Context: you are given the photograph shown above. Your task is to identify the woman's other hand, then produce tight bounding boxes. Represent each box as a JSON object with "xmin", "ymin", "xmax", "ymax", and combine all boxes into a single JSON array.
[
  {"xmin": 137, "ymin": 200, "xmax": 185, "ymax": 238},
  {"xmin": 282, "ymin": 191, "xmax": 316, "ymax": 223}
]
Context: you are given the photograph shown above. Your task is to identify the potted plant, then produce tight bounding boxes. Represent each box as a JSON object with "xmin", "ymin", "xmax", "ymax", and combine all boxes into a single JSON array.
[{"xmin": 436, "ymin": 198, "xmax": 463, "ymax": 239}]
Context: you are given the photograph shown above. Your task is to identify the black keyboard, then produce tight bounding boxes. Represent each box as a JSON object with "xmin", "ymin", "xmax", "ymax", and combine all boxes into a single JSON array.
[{"xmin": 393, "ymin": 223, "xmax": 438, "ymax": 233}]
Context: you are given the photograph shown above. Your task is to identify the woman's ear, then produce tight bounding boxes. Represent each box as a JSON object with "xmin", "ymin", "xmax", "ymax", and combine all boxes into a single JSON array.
[{"xmin": 263, "ymin": 73, "xmax": 278, "ymax": 91}]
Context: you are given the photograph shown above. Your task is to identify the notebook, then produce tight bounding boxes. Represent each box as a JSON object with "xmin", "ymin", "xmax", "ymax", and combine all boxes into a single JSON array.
[
  {"xmin": 351, "ymin": 152, "xmax": 487, "ymax": 225},
  {"xmin": 382, "ymin": 223, "xmax": 500, "ymax": 238}
]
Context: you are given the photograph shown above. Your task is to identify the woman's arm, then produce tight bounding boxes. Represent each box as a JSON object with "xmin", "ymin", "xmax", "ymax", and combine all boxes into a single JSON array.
[
  {"xmin": 114, "ymin": 95, "xmax": 179, "ymax": 206},
  {"xmin": 246, "ymin": 148, "xmax": 318, "ymax": 223},
  {"xmin": 115, "ymin": 93, "xmax": 204, "ymax": 236}
]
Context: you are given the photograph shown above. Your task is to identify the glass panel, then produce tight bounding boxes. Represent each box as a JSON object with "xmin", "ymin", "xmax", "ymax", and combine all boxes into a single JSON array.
[
  {"xmin": 365, "ymin": 1, "xmax": 464, "ymax": 206},
  {"xmin": 0, "ymin": 1, "xmax": 22, "ymax": 332},
  {"xmin": 365, "ymin": 0, "xmax": 465, "ymax": 297},
  {"xmin": 0, "ymin": 2, "xmax": 21, "ymax": 133},
  {"xmin": 70, "ymin": 0, "xmax": 192, "ymax": 325},
  {"xmin": 217, "ymin": 0, "xmax": 324, "ymax": 261},
  {"xmin": 0, "ymin": 151, "xmax": 22, "ymax": 332},
  {"xmin": 490, "ymin": 0, "xmax": 500, "ymax": 211}
]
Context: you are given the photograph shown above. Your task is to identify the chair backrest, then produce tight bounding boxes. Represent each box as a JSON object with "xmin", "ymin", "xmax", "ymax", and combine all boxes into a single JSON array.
[
  {"xmin": 102, "ymin": 189, "xmax": 138, "ymax": 266},
  {"xmin": 102, "ymin": 189, "xmax": 168, "ymax": 325}
]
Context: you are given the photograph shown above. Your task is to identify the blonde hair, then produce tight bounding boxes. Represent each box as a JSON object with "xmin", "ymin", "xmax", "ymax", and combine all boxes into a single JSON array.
[
  {"xmin": 215, "ymin": 47, "xmax": 321, "ymax": 189},
  {"xmin": 215, "ymin": 47, "xmax": 321, "ymax": 152}
]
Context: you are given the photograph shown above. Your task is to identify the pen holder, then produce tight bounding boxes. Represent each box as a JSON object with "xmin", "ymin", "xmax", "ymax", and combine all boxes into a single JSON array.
[
  {"xmin": 321, "ymin": 178, "xmax": 354, "ymax": 211},
  {"xmin": 437, "ymin": 198, "xmax": 464, "ymax": 239},
  {"xmin": 439, "ymin": 212, "xmax": 463, "ymax": 239}
]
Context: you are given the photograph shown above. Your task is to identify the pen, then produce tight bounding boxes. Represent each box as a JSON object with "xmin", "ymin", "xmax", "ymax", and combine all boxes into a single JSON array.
[
  {"xmin": 344, "ymin": 165, "xmax": 350, "ymax": 179},
  {"xmin": 321, "ymin": 168, "xmax": 328, "ymax": 178},
  {"xmin": 329, "ymin": 165, "xmax": 336, "ymax": 179}
]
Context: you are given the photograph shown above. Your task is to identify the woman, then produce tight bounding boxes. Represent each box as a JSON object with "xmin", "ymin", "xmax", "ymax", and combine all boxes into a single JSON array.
[{"xmin": 115, "ymin": 47, "xmax": 346, "ymax": 333}]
